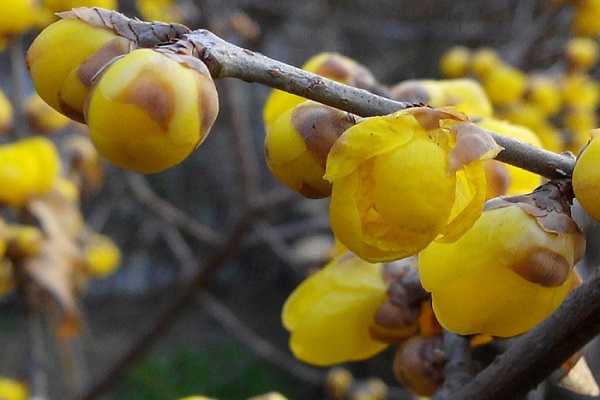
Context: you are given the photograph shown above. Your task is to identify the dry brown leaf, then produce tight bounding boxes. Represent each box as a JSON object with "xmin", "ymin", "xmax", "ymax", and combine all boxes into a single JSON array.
[
  {"xmin": 57, "ymin": 7, "xmax": 190, "ymax": 48},
  {"xmin": 448, "ymin": 121, "xmax": 503, "ymax": 173},
  {"xmin": 25, "ymin": 190, "xmax": 87, "ymax": 337},
  {"xmin": 557, "ymin": 356, "xmax": 600, "ymax": 396}
]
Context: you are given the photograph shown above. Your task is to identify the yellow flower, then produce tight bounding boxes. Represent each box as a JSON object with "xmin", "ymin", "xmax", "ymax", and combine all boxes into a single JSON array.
[
  {"xmin": 86, "ymin": 48, "xmax": 219, "ymax": 173},
  {"xmin": 6, "ymin": 224, "xmax": 44, "ymax": 259},
  {"xmin": 136, "ymin": 0, "xmax": 184, "ymax": 24},
  {"xmin": 498, "ymin": 102, "xmax": 564, "ymax": 152},
  {"xmin": 390, "ymin": 79, "xmax": 492, "ymax": 118},
  {"xmin": 470, "ymin": 47, "xmax": 500, "ymax": 77},
  {"xmin": 561, "ymin": 73, "xmax": 600, "ymax": 109},
  {"xmin": 439, "ymin": 46, "xmax": 471, "ymax": 79},
  {"xmin": 83, "ymin": 233, "xmax": 121, "ymax": 277},
  {"xmin": 264, "ymin": 100, "xmax": 356, "ymax": 198},
  {"xmin": 419, "ymin": 182, "xmax": 585, "ymax": 337},
  {"xmin": 0, "ymin": 137, "xmax": 61, "ymax": 206},
  {"xmin": 571, "ymin": 0, "xmax": 600, "ymax": 38},
  {"xmin": 573, "ymin": 129, "xmax": 600, "ymax": 221},
  {"xmin": 0, "ymin": 0, "xmax": 38, "ymax": 37},
  {"xmin": 27, "ymin": 17, "xmax": 131, "ymax": 122},
  {"xmin": 525, "ymin": 74, "xmax": 563, "ymax": 117},
  {"xmin": 263, "ymin": 52, "xmax": 377, "ymax": 126},
  {"xmin": 565, "ymin": 37, "xmax": 599, "ymax": 71},
  {"xmin": 563, "ymin": 107, "xmax": 598, "ymax": 153},
  {"xmin": 42, "ymin": 0, "xmax": 118, "ymax": 13},
  {"xmin": 25, "ymin": 92, "xmax": 71, "ymax": 134},
  {"xmin": 0, "ymin": 377, "xmax": 28, "ymax": 400},
  {"xmin": 282, "ymin": 252, "xmax": 389, "ymax": 366},
  {"xmin": 0, "ymin": 87, "xmax": 14, "ymax": 134},
  {"xmin": 476, "ymin": 117, "xmax": 543, "ymax": 198},
  {"xmin": 325, "ymin": 107, "xmax": 498, "ymax": 262},
  {"xmin": 481, "ymin": 64, "xmax": 527, "ymax": 106}
]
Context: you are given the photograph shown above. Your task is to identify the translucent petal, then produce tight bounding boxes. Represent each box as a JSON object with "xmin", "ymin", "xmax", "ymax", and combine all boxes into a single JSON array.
[
  {"xmin": 436, "ymin": 160, "xmax": 486, "ymax": 243},
  {"xmin": 324, "ymin": 113, "xmax": 417, "ymax": 181},
  {"xmin": 283, "ymin": 253, "xmax": 386, "ymax": 330},
  {"xmin": 289, "ymin": 290, "xmax": 389, "ymax": 365}
]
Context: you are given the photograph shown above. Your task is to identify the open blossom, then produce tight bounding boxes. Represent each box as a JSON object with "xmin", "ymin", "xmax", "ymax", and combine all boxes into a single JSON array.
[
  {"xmin": 282, "ymin": 252, "xmax": 389, "ymax": 366},
  {"xmin": 324, "ymin": 107, "xmax": 500, "ymax": 263}
]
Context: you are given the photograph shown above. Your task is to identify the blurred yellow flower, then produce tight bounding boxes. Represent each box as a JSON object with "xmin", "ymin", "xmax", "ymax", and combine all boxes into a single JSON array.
[
  {"xmin": 263, "ymin": 52, "xmax": 377, "ymax": 126},
  {"xmin": 390, "ymin": 79, "xmax": 492, "ymax": 118},
  {"xmin": 0, "ymin": 377, "xmax": 28, "ymax": 400},
  {"xmin": 0, "ymin": 137, "xmax": 61, "ymax": 206},
  {"xmin": 282, "ymin": 252, "xmax": 389, "ymax": 366}
]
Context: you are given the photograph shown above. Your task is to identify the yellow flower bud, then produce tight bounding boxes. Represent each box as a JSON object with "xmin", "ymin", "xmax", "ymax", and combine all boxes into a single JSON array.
[
  {"xmin": 263, "ymin": 52, "xmax": 378, "ymax": 126},
  {"xmin": 0, "ymin": 137, "xmax": 61, "ymax": 206},
  {"xmin": 525, "ymin": 74, "xmax": 562, "ymax": 117},
  {"xmin": 0, "ymin": 88, "xmax": 14, "ymax": 135},
  {"xmin": 265, "ymin": 101, "xmax": 356, "ymax": 198},
  {"xmin": 498, "ymin": 102, "xmax": 564, "ymax": 152},
  {"xmin": 0, "ymin": 0, "xmax": 38, "ymax": 37},
  {"xmin": 83, "ymin": 233, "xmax": 121, "ymax": 277},
  {"xmin": 0, "ymin": 377, "xmax": 28, "ymax": 400},
  {"xmin": 326, "ymin": 368, "xmax": 354, "ymax": 400},
  {"xmin": 86, "ymin": 48, "xmax": 219, "ymax": 173},
  {"xmin": 282, "ymin": 252, "xmax": 389, "ymax": 366},
  {"xmin": 565, "ymin": 37, "xmax": 599, "ymax": 71},
  {"xmin": 481, "ymin": 64, "xmax": 527, "ymax": 106},
  {"xmin": 563, "ymin": 107, "xmax": 598, "ymax": 153},
  {"xmin": 571, "ymin": 0, "xmax": 600, "ymax": 38},
  {"xmin": 325, "ymin": 107, "xmax": 498, "ymax": 262},
  {"xmin": 26, "ymin": 92, "xmax": 71, "ymax": 134},
  {"xmin": 419, "ymin": 182, "xmax": 585, "ymax": 337},
  {"xmin": 561, "ymin": 73, "xmax": 600, "ymax": 109},
  {"xmin": 247, "ymin": 393, "xmax": 288, "ymax": 400},
  {"xmin": 136, "ymin": 0, "xmax": 184, "ymax": 24},
  {"xmin": 573, "ymin": 130, "xmax": 600, "ymax": 221},
  {"xmin": 476, "ymin": 118, "xmax": 543, "ymax": 198},
  {"xmin": 42, "ymin": 0, "xmax": 119, "ymax": 13},
  {"xmin": 391, "ymin": 79, "xmax": 492, "ymax": 118},
  {"xmin": 470, "ymin": 47, "xmax": 500, "ymax": 77},
  {"xmin": 439, "ymin": 46, "xmax": 471, "ymax": 79},
  {"xmin": 392, "ymin": 335, "xmax": 445, "ymax": 397},
  {"xmin": 6, "ymin": 224, "xmax": 44, "ymax": 259},
  {"xmin": 177, "ymin": 397, "xmax": 216, "ymax": 400},
  {"xmin": 27, "ymin": 17, "xmax": 131, "ymax": 122}
]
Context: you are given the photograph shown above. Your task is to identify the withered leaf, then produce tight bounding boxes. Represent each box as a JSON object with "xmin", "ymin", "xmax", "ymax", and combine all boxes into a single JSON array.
[{"xmin": 448, "ymin": 121, "xmax": 503, "ymax": 174}]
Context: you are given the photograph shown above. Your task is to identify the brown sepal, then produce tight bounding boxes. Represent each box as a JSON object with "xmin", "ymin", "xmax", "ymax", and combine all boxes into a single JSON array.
[
  {"xmin": 448, "ymin": 121, "xmax": 503, "ymax": 173},
  {"xmin": 58, "ymin": 7, "xmax": 191, "ymax": 48}
]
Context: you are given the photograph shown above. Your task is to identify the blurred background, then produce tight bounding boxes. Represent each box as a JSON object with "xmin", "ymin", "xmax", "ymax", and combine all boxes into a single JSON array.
[{"xmin": 1, "ymin": 0, "xmax": 600, "ymax": 399}]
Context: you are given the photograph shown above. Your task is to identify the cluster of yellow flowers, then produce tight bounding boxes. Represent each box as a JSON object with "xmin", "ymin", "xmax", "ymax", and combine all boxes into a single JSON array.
[
  {"xmin": 439, "ymin": 36, "xmax": 600, "ymax": 155},
  {"xmin": 27, "ymin": 9, "xmax": 219, "ymax": 174},
  {"xmin": 262, "ymin": 47, "xmax": 596, "ymax": 396},
  {"xmin": 0, "ymin": 137, "xmax": 122, "ymax": 297},
  {"xmin": 0, "ymin": 4, "xmax": 125, "ymax": 298}
]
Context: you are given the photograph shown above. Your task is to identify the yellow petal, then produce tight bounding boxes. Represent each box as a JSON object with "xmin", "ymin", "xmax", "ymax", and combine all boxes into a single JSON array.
[{"xmin": 324, "ymin": 113, "xmax": 417, "ymax": 181}]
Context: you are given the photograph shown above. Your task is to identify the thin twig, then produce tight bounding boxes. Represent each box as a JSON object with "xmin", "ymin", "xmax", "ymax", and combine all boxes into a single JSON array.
[
  {"xmin": 432, "ymin": 331, "xmax": 475, "ymax": 400},
  {"xmin": 79, "ymin": 213, "xmax": 254, "ymax": 400},
  {"xmin": 198, "ymin": 292, "xmax": 325, "ymax": 385},
  {"xmin": 25, "ymin": 284, "xmax": 49, "ymax": 400},
  {"xmin": 175, "ymin": 29, "xmax": 575, "ymax": 180},
  {"xmin": 8, "ymin": 36, "xmax": 26, "ymax": 139},
  {"xmin": 127, "ymin": 172, "xmax": 223, "ymax": 247}
]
